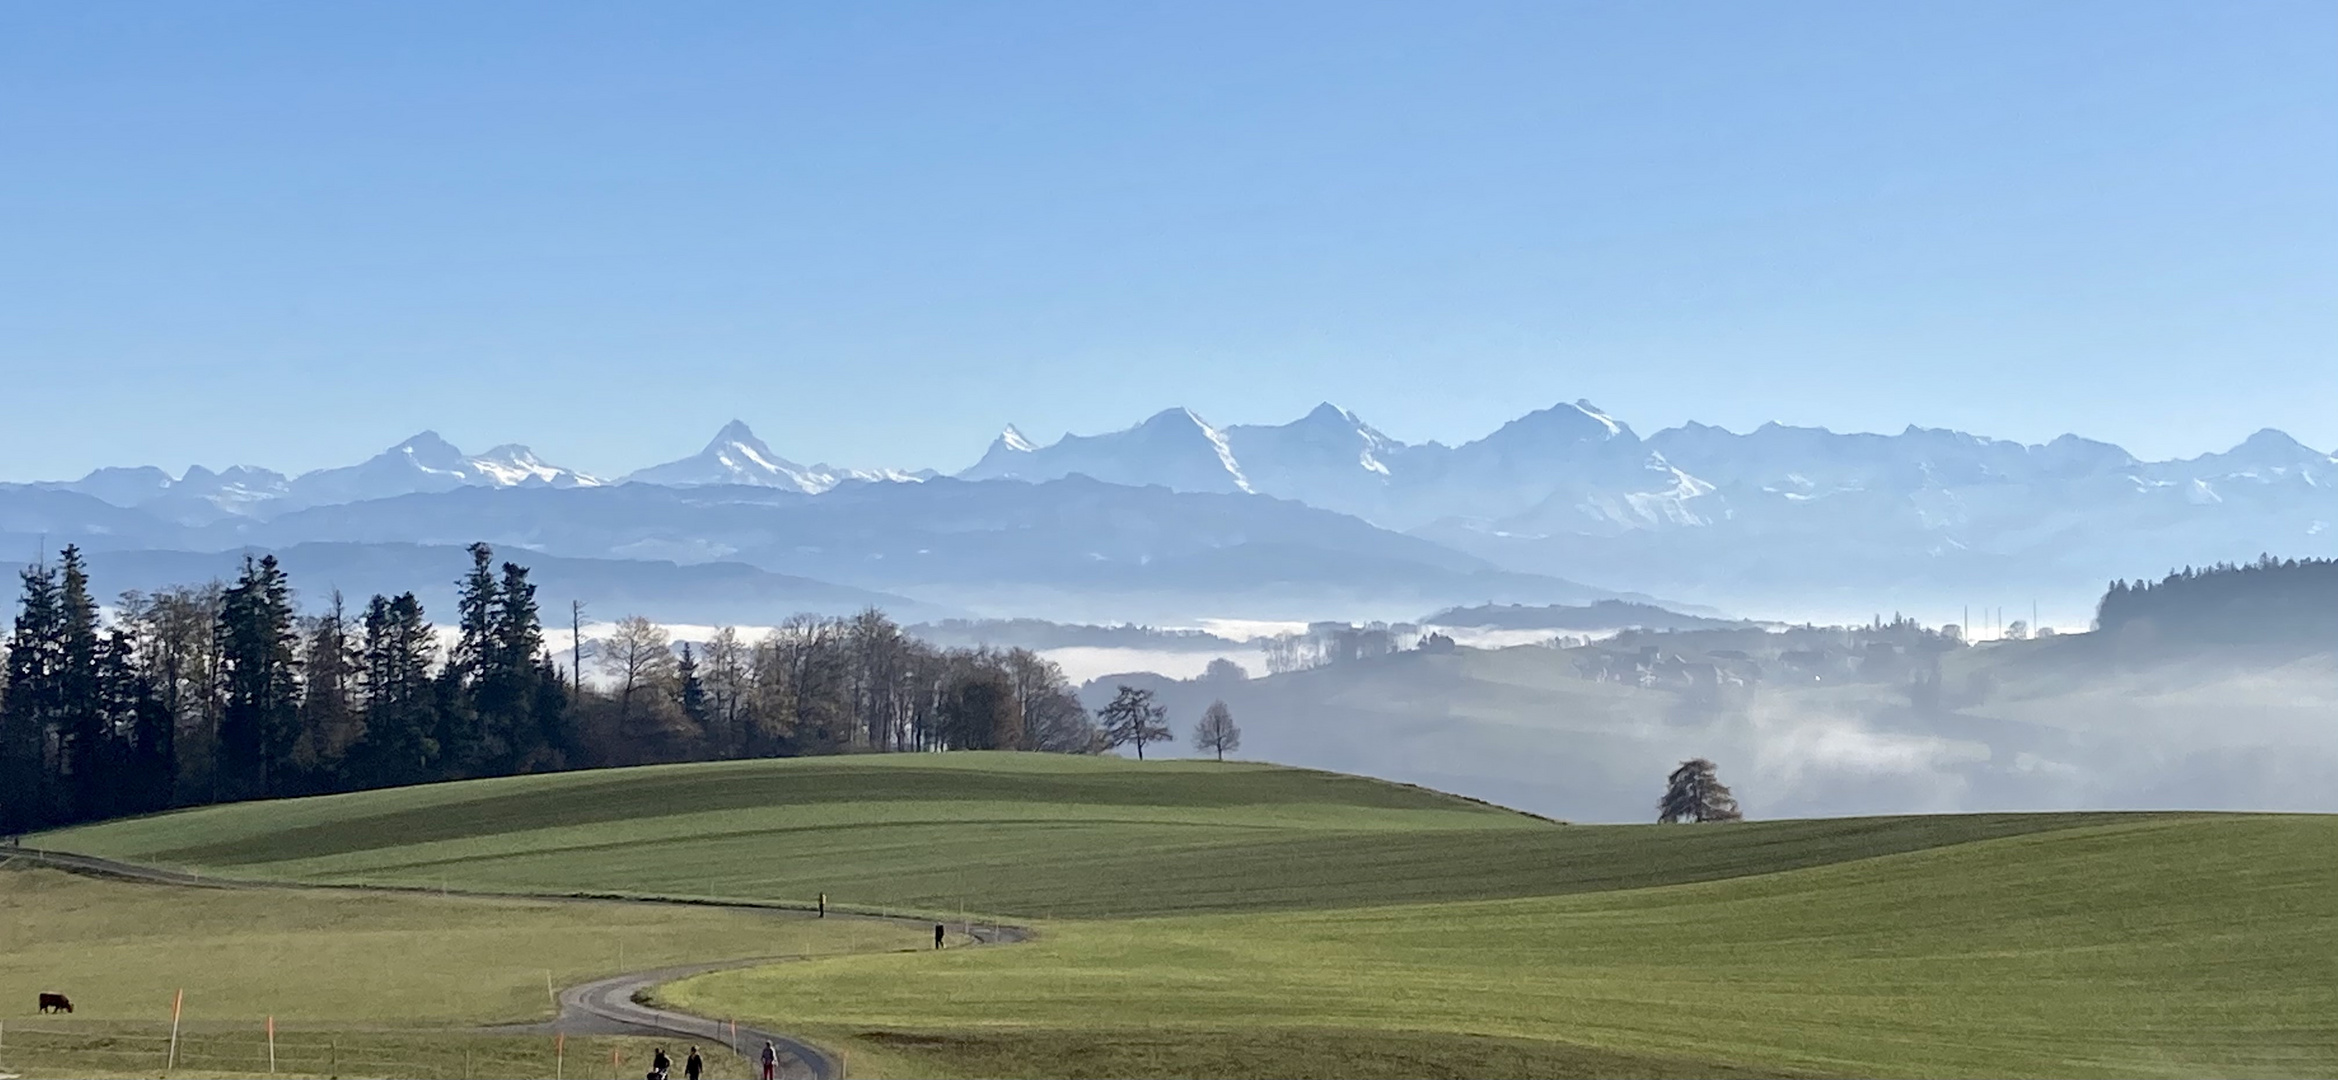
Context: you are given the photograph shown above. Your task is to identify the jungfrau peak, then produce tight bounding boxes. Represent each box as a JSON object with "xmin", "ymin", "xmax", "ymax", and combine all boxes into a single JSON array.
[{"xmin": 959, "ymin": 407, "xmax": 1255, "ymax": 494}]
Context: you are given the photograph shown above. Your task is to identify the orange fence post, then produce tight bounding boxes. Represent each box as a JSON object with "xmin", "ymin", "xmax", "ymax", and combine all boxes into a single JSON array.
[{"xmin": 167, "ymin": 988, "xmax": 184, "ymax": 1071}]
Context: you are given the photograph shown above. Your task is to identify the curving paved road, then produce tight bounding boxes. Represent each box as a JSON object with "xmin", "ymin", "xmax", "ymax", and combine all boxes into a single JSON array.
[{"xmin": 4, "ymin": 845, "xmax": 1027, "ymax": 1080}]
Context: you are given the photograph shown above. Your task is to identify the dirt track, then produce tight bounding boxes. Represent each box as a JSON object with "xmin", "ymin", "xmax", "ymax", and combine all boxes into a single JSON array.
[{"xmin": 5, "ymin": 845, "xmax": 1027, "ymax": 1080}]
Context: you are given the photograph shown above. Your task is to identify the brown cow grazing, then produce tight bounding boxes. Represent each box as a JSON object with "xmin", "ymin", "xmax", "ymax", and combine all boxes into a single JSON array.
[{"xmin": 38, "ymin": 991, "xmax": 73, "ymax": 1013}]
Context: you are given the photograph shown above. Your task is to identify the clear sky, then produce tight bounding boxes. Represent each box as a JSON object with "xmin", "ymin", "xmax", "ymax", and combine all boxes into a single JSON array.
[{"xmin": 1, "ymin": 0, "xmax": 2332, "ymax": 481}]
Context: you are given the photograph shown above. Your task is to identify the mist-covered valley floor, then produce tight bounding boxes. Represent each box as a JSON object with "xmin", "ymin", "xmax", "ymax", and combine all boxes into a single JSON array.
[{"xmin": 1070, "ymin": 629, "xmax": 2338, "ymax": 822}]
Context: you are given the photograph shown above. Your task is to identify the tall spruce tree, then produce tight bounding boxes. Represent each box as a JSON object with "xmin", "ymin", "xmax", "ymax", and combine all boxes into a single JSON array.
[
  {"xmin": 216, "ymin": 555, "xmax": 301, "ymax": 800},
  {"xmin": 677, "ymin": 641, "xmax": 708, "ymax": 735},
  {"xmin": 1, "ymin": 561, "xmax": 64, "ymax": 831},
  {"xmin": 350, "ymin": 592, "xmax": 439, "ymax": 788},
  {"xmin": 54, "ymin": 547, "xmax": 112, "ymax": 818},
  {"xmin": 484, "ymin": 557, "xmax": 549, "ymax": 770}
]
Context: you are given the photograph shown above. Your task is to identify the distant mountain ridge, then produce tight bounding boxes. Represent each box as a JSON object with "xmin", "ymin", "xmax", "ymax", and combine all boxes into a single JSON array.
[
  {"xmin": 9, "ymin": 403, "xmax": 2334, "ymax": 617},
  {"xmin": 954, "ymin": 402, "xmax": 2338, "ymax": 609},
  {"xmin": 26, "ymin": 421, "xmax": 926, "ymax": 522},
  {"xmin": 626, "ymin": 419, "xmax": 934, "ymax": 493}
]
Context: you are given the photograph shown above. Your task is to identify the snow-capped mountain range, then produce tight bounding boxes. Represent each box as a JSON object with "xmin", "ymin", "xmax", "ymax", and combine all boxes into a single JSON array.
[
  {"xmin": 11, "ymin": 402, "xmax": 2335, "ymax": 616},
  {"xmin": 626, "ymin": 420, "xmax": 934, "ymax": 493},
  {"xmin": 28, "ymin": 422, "xmax": 931, "ymax": 522},
  {"xmin": 966, "ymin": 399, "xmax": 2338, "ymax": 528},
  {"xmin": 960, "ymin": 402, "xmax": 2338, "ymax": 609}
]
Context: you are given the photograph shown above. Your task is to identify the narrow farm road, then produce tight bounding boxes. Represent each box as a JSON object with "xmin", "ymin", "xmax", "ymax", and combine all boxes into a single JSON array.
[{"xmin": 5, "ymin": 845, "xmax": 1029, "ymax": 1080}]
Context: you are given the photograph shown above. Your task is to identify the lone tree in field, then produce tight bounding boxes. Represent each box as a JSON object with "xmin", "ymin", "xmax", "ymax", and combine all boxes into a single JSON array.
[
  {"xmin": 1097, "ymin": 685, "xmax": 1172, "ymax": 759},
  {"xmin": 1657, "ymin": 758, "xmax": 1742, "ymax": 823},
  {"xmin": 1191, "ymin": 700, "xmax": 1241, "ymax": 761}
]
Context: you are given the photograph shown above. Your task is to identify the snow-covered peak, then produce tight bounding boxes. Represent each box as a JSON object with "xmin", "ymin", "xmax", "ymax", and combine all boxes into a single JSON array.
[
  {"xmin": 1221, "ymin": 403, "xmax": 1406, "ymax": 489},
  {"xmin": 2156, "ymin": 427, "xmax": 2337, "ymax": 489},
  {"xmin": 958, "ymin": 407, "xmax": 1255, "ymax": 494},
  {"xmin": 275, "ymin": 433, "xmax": 600, "ymax": 507},
  {"xmin": 628, "ymin": 421, "xmax": 813, "ymax": 491},
  {"xmin": 1570, "ymin": 399, "xmax": 1624, "ymax": 437},
  {"xmin": 1298, "ymin": 401, "xmax": 1354, "ymax": 426},
  {"xmin": 395, "ymin": 430, "xmax": 464, "ymax": 460},
  {"xmin": 1463, "ymin": 398, "xmax": 1640, "ymax": 462},
  {"xmin": 622, "ymin": 421, "xmax": 924, "ymax": 494},
  {"xmin": 471, "ymin": 444, "xmax": 603, "ymax": 488}
]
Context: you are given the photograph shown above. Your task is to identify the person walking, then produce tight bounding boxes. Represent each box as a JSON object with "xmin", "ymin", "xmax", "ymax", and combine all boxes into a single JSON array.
[
  {"xmin": 760, "ymin": 1040, "xmax": 779, "ymax": 1080},
  {"xmin": 934, "ymin": 922, "xmax": 945, "ymax": 949},
  {"xmin": 684, "ymin": 1046, "xmax": 704, "ymax": 1080},
  {"xmin": 651, "ymin": 1045, "xmax": 672, "ymax": 1080}
]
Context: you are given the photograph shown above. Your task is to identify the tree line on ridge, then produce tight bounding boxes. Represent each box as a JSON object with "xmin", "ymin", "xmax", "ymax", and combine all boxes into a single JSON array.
[{"xmin": 0, "ymin": 543, "xmax": 1114, "ymax": 833}]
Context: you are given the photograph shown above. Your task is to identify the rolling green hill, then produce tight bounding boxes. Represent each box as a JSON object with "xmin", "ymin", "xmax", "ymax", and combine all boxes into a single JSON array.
[
  {"xmin": 31, "ymin": 753, "xmax": 2338, "ymax": 1078},
  {"xmin": 44, "ymin": 753, "xmax": 2120, "ymax": 919},
  {"xmin": 667, "ymin": 814, "xmax": 2338, "ymax": 1079}
]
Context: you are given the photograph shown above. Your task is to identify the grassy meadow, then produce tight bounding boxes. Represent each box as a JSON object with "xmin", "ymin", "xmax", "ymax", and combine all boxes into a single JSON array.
[
  {"xmin": 666, "ymin": 814, "xmax": 2338, "ymax": 1078},
  {"xmin": 43, "ymin": 753, "xmax": 2127, "ymax": 919},
  {"xmin": 24, "ymin": 753, "xmax": 2338, "ymax": 1078},
  {"xmin": 0, "ymin": 865, "xmax": 921, "ymax": 1078}
]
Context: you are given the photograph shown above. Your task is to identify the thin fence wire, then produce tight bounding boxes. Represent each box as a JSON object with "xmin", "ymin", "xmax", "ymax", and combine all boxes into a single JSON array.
[{"xmin": 0, "ymin": 1021, "xmax": 748, "ymax": 1080}]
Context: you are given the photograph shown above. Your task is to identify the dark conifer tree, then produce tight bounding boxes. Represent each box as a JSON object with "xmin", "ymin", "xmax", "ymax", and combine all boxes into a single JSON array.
[
  {"xmin": 1, "ymin": 561, "xmax": 65, "ymax": 831},
  {"xmin": 111, "ymin": 628, "xmax": 176, "ymax": 814},
  {"xmin": 349, "ymin": 592, "xmax": 439, "ymax": 788},
  {"xmin": 55, "ymin": 547, "xmax": 111, "ymax": 818},
  {"xmin": 1657, "ymin": 758, "xmax": 1742, "ymax": 823},
  {"xmin": 431, "ymin": 544, "xmax": 500, "ymax": 774},
  {"xmin": 677, "ymin": 642, "xmax": 708, "ymax": 735},
  {"xmin": 484, "ymin": 558, "xmax": 549, "ymax": 770},
  {"xmin": 216, "ymin": 555, "xmax": 301, "ymax": 799}
]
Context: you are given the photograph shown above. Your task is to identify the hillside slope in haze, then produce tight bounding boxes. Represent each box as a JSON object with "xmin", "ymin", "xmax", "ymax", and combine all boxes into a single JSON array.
[
  {"xmin": 1, "ymin": 541, "xmax": 952, "ymax": 623},
  {"xmin": 1092, "ymin": 632, "xmax": 2338, "ymax": 822},
  {"xmin": 1, "ymin": 476, "xmax": 1624, "ymax": 622}
]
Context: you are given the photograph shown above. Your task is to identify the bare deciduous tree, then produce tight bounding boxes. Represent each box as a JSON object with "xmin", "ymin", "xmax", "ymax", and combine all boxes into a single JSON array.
[
  {"xmin": 1192, "ymin": 699, "xmax": 1240, "ymax": 761},
  {"xmin": 599, "ymin": 615, "xmax": 678, "ymax": 730},
  {"xmin": 701, "ymin": 626, "xmax": 750, "ymax": 757},
  {"xmin": 1657, "ymin": 758, "xmax": 1741, "ymax": 823}
]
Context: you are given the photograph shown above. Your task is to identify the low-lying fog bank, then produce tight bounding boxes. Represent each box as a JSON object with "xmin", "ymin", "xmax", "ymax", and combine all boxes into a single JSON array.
[{"xmin": 1083, "ymin": 633, "xmax": 2338, "ymax": 822}]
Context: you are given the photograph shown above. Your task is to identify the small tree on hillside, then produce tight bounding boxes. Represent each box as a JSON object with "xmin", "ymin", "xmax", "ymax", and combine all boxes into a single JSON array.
[
  {"xmin": 1657, "ymin": 758, "xmax": 1741, "ymax": 823},
  {"xmin": 1097, "ymin": 685, "xmax": 1172, "ymax": 760},
  {"xmin": 1192, "ymin": 700, "xmax": 1240, "ymax": 761}
]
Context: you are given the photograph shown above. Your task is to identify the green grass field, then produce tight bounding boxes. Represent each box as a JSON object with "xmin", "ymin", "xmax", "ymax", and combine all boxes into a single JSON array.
[
  {"xmin": 0, "ymin": 865, "xmax": 921, "ymax": 1078},
  {"xmin": 27, "ymin": 753, "xmax": 2338, "ymax": 1079},
  {"xmin": 666, "ymin": 815, "xmax": 2338, "ymax": 1078},
  {"xmin": 42, "ymin": 754, "xmax": 2132, "ymax": 919}
]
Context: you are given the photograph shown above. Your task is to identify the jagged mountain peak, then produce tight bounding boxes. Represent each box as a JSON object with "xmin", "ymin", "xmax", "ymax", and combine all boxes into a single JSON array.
[
  {"xmin": 709, "ymin": 418, "xmax": 761, "ymax": 445},
  {"xmin": 1134, "ymin": 406, "xmax": 1218, "ymax": 432},
  {"xmin": 958, "ymin": 407, "xmax": 1253, "ymax": 494},
  {"xmin": 1467, "ymin": 399, "xmax": 1639, "ymax": 458},
  {"xmin": 628, "ymin": 421, "xmax": 808, "ymax": 490},
  {"xmin": 1300, "ymin": 401, "xmax": 1353, "ymax": 424}
]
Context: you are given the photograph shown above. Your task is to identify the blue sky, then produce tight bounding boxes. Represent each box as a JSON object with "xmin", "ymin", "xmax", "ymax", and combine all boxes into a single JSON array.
[{"xmin": 1, "ymin": 0, "xmax": 2331, "ymax": 480}]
